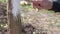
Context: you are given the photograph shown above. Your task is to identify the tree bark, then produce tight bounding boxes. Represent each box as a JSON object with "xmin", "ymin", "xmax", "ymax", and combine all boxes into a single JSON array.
[{"xmin": 7, "ymin": 0, "xmax": 22, "ymax": 34}]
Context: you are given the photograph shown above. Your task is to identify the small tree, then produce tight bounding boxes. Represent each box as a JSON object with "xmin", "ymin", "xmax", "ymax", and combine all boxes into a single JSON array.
[{"xmin": 7, "ymin": 0, "xmax": 22, "ymax": 34}]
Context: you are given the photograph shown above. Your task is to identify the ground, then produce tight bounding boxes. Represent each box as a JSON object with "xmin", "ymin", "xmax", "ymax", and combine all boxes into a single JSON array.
[{"xmin": 20, "ymin": 6, "xmax": 60, "ymax": 34}]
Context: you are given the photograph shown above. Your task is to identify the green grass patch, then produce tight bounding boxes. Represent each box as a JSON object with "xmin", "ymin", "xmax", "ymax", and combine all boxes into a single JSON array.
[
  {"xmin": 21, "ymin": 5, "xmax": 34, "ymax": 10},
  {"xmin": 55, "ymin": 23, "xmax": 60, "ymax": 28}
]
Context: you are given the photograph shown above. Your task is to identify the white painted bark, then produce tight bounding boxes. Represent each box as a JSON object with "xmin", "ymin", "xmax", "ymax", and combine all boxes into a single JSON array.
[{"xmin": 12, "ymin": 0, "xmax": 21, "ymax": 17}]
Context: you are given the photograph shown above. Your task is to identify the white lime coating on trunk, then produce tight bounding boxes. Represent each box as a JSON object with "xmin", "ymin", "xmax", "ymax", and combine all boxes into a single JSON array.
[{"xmin": 11, "ymin": 0, "xmax": 21, "ymax": 18}]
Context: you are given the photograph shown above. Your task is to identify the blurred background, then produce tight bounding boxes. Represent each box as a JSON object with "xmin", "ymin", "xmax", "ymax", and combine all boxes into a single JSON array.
[{"xmin": 0, "ymin": 0, "xmax": 60, "ymax": 34}]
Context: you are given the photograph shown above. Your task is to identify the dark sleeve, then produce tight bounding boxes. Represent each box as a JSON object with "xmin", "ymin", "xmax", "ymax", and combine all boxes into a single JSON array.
[{"xmin": 51, "ymin": 1, "xmax": 60, "ymax": 12}]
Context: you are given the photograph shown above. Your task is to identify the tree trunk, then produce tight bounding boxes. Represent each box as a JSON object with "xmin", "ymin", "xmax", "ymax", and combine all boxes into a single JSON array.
[{"xmin": 7, "ymin": 0, "xmax": 22, "ymax": 34}]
